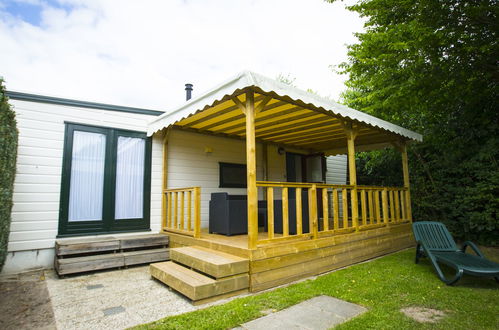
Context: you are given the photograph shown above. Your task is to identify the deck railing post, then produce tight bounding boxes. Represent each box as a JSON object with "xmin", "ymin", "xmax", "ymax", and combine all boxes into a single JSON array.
[
  {"xmin": 193, "ymin": 187, "xmax": 201, "ymax": 238},
  {"xmin": 382, "ymin": 188, "xmax": 389, "ymax": 225},
  {"xmin": 309, "ymin": 184, "xmax": 318, "ymax": 239}
]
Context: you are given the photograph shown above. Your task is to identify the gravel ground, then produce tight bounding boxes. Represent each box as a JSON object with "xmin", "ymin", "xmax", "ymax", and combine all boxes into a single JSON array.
[
  {"xmin": 1, "ymin": 265, "xmax": 245, "ymax": 330},
  {"xmin": 45, "ymin": 265, "xmax": 199, "ymax": 329}
]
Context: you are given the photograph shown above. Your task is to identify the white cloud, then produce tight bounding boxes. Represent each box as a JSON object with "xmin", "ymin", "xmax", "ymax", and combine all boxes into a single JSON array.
[{"xmin": 0, "ymin": 0, "xmax": 364, "ymax": 110}]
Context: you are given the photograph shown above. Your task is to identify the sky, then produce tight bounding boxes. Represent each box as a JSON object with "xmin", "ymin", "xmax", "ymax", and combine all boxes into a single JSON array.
[{"xmin": 0, "ymin": 0, "xmax": 365, "ymax": 111}]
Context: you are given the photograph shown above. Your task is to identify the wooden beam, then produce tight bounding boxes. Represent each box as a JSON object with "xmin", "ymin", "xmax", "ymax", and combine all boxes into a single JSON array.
[
  {"xmin": 344, "ymin": 122, "xmax": 359, "ymax": 231},
  {"xmin": 232, "ymin": 96, "xmax": 246, "ymax": 114},
  {"xmin": 254, "ymin": 95, "xmax": 273, "ymax": 114},
  {"xmin": 228, "ymin": 110, "xmax": 318, "ymax": 135},
  {"xmin": 245, "ymin": 91, "xmax": 258, "ymax": 249},
  {"xmin": 399, "ymin": 141, "xmax": 413, "ymax": 222}
]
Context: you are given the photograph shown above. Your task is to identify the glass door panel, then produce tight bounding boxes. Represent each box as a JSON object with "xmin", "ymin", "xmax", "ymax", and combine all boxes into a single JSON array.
[
  {"xmin": 68, "ymin": 131, "xmax": 106, "ymax": 222},
  {"xmin": 114, "ymin": 136, "xmax": 145, "ymax": 220}
]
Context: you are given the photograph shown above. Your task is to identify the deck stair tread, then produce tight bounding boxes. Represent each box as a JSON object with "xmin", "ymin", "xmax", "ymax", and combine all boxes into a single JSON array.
[
  {"xmin": 170, "ymin": 246, "xmax": 249, "ymax": 278},
  {"xmin": 150, "ymin": 261, "xmax": 249, "ymax": 301}
]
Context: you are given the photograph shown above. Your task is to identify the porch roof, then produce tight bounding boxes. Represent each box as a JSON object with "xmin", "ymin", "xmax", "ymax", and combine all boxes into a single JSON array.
[{"xmin": 148, "ymin": 71, "xmax": 422, "ymax": 154}]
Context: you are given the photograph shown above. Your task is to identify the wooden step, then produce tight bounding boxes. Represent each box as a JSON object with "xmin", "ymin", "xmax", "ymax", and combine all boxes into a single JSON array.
[
  {"xmin": 150, "ymin": 261, "xmax": 249, "ymax": 302},
  {"xmin": 56, "ymin": 253, "xmax": 125, "ymax": 275},
  {"xmin": 120, "ymin": 234, "xmax": 168, "ymax": 249},
  {"xmin": 56, "ymin": 237, "xmax": 120, "ymax": 256},
  {"xmin": 124, "ymin": 248, "xmax": 169, "ymax": 266},
  {"xmin": 170, "ymin": 246, "xmax": 249, "ymax": 278},
  {"xmin": 56, "ymin": 234, "xmax": 169, "ymax": 257}
]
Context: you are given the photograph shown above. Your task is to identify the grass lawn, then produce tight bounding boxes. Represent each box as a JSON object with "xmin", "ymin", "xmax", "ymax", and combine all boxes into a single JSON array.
[{"xmin": 135, "ymin": 247, "xmax": 499, "ymax": 330}]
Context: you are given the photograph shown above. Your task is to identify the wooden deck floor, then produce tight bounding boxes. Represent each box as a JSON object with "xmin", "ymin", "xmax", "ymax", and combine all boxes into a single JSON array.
[
  {"xmin": 197, "ymin": 229, "xmax": 283, "ymax": 250},
  {"xmin": 165, "ymin": 223, "xmax": 414, "ymax": 292}
]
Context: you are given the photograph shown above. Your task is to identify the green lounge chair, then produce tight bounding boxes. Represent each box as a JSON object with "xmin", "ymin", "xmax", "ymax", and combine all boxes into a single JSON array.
[{"xmin": 412, "ymin": 221, "xmax": 499, "ymax": 285}]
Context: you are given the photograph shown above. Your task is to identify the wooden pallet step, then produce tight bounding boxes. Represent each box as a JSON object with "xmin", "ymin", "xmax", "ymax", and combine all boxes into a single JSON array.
[
  {"xmin": 124, "ymin": 248, "xmax": 170, "ymax": 266},
  {"xmin": 150, "ymin": 261, "xmax": 249, "ymax": 301},
  {"xmin": 56, "ymin": 237, "xmax": 120, "ymax": 256},
  {"xmin": 170, "ymin": 246, "xmax": 249, "ymax": 278},
  {"xmin": 120, "ymin": 234, "xmax": 169, "ymax": 249},
  {"xmin": 56, "ymin": 234, "xmax": 170, "ymax": 257},
  {"xmin": 56, "ymin": 253, "xmax": 125, "ymax": 275}
]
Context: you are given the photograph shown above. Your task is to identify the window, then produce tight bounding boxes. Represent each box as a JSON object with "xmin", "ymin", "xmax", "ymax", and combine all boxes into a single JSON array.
[
  {"xmin": 58, "ymin": 123, "xmax": 151, "ymax": 236},
  {"xmin": 219, "ymin": 162, "xmax": 247, "ymax": 188}
]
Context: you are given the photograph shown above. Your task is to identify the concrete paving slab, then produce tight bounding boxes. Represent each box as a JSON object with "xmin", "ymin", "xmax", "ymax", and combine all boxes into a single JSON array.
[{"xmin": 238, "ymin": 295, "xmax": 367, "ymax": 330}]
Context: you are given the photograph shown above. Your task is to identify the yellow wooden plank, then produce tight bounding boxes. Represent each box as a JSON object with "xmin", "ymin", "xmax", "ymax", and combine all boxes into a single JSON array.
[
  {"xmin": 322, "ymin": 188, "xmax": 329, "ymax": 231},
  {"xmin": 361, "ymin": 189, "xmax": 367, "ymax": 226},
  {"xmin": 374, "ymin": 190, "xmax": 381, "ymax": 224},
  {"xmin": 308, "ymin": 185, "xmax": 318, "ymax": 239},
  {"xmin": 394, "ymin": 189, "xmax": 400, "ymax": 222},
  {"xmin": 245, "ymin": 91, "xmax": 258, "ymax": 250},
  {"xmin": 342, "ymin": 188, "xmax": 348, "ymax": 228},
  {"xmin": 174, "ymin": 191, "xmax": 178, "ymax": 229},
  {"xmin": 187, "ymin": 190, "xmax": 192, "ymax": 231},
  {"xmin": 333, "ymin": 188, "xmax": 339, "ymax": 230},
  {"xmin": 167, "ymin": 192, "xmax": 172, "ymax": 228},
  {"xmin": 382, "ymin": 188, "xmax": 389, "ymax": 224},
  {"xmin": 180, "ymin": 191, "xmax": 185, "ymax": 230},
  {"xmin": 282, "ymin": 187, "xmax": 289, "ymax": 237},
  {"xmin": 194, "ymin": 187, "xmax": 201, "ymax": 238},
  {"xmin": 368, "ymin": 190, "xmax": 374, "ymax": 224},
  {"xmin": 170, "ymin": 246, "xmax": 249, "ymax": 278},
  {"xmin": 296, "ymin": 187, "xmax": 302, "ymax": 235},
  {"xmin": 389, "ymin": 190, "xmax": 395, "ymax": 223},
  {"xmin": 267, "ymin": 187, "xmax": 274, "ymax": 240}
]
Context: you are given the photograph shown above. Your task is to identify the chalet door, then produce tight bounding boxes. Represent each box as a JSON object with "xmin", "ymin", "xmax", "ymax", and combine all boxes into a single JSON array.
[{"xmin": 58, "ymin": 124, "xmax": 151, "ymax": 236}]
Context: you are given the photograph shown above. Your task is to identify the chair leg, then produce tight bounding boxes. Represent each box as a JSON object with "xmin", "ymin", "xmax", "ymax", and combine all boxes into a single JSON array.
[
  {"xmin": 415, "ymin": 243, "xmax": 423, "ymax": 264},
  {"xmin": 421, "ymin": 244, "xmax": 463, "ymax": 285}
]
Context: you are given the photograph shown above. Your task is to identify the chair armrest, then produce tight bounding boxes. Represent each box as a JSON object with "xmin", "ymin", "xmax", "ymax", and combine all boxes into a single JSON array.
[{"xmin": 461, "ymin": 241, "xmax": 485, "ymax": 258}]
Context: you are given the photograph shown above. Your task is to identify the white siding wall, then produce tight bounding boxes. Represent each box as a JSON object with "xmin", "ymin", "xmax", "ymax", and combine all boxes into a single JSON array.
[
  {"xmin": 5, "ymin": 99, "xmax": 163, "ymax": 273},
  {"xmin": 167, "ymin": 130, "xmax": 266, "ymax": 228},
  {"xmin": 166, "ymin": 130, "xmax": 347, "ymax": 228},
  {"xmin": 325, "ymin": 155, "xmax": 348, "ymax": 184}
]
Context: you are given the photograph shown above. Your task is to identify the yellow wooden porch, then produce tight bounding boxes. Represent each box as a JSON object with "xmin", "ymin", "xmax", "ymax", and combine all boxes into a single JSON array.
[{"xmin": 148, "ymin": 71, "xmax": 421, "ymax": 300}]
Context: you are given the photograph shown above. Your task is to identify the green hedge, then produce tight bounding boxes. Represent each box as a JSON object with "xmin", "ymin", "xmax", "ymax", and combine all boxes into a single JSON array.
[{"xmin": 0, "ymin": 78, "xmax": 18, "ymax": 271}]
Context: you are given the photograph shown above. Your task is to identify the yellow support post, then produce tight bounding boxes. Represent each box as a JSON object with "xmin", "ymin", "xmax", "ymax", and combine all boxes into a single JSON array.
[
  {"xmin": 244, "ymin": 91, "xmax": 258, "ymax": 249},
  {"xmin": 400, "ymin": 142, "xmax": 413, "ymax": 222},
  {"xmin": 345, "ymin": 123, "xmax": 359, "ymax": 231}
]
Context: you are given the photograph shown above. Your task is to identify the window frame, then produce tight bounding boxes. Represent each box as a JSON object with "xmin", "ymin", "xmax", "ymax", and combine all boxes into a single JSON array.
[
  {"xmin": 219, "ymin": 162, "xmax": 247, "ymax": 188},
  {"xmin": 58, "ymin": 123, "xmax": 152, "ymax": 237}
]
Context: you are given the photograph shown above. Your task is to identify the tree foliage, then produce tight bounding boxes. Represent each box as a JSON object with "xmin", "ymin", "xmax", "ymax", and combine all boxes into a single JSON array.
[
  {"xmin": 329, "ymin": 0, "xmax": 498, "ymax": 244},
  {"xmin": 0, "ymin": 78, "xmax": 18, "ymax": 271}
]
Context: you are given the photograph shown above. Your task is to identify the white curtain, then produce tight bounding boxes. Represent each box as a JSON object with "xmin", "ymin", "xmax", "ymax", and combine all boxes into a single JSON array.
[
  {"xmin": 68, "ymin": 131, "xmax": 106, "ymax": 222},
  {"xmin": 114, "ymin": 136, "xmax": 145, "ymax": 219}
]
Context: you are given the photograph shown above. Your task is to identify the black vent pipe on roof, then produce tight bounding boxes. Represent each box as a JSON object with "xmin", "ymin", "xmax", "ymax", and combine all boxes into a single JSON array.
[{"xmin": 185, "ymin": 83, "xmax": 193, "ymax": 101}]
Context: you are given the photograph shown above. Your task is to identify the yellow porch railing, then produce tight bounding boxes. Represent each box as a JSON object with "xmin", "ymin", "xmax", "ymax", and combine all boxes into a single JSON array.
[
  {"xmin": 163, "ymin": 187, "xmax": 201, "ymax": 238},
  {"xmin": 256, "ymin": 181, "xmax": 411, "ymax": 245}
]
